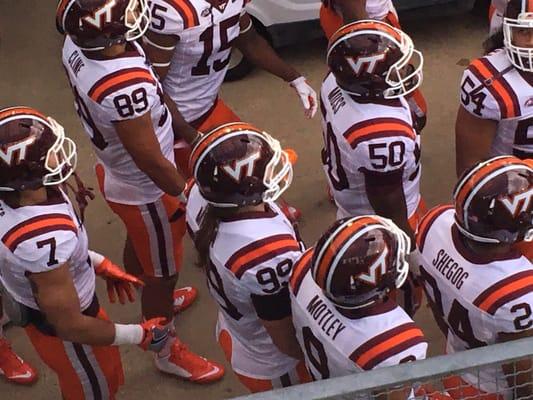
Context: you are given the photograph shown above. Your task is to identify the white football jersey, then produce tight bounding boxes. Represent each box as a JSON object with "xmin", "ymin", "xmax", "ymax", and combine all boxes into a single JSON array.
[
  {"xmin": 417, "ymin": 206, "xmax": 533, "ymax": 397},
  {"xmin": 0, "ymin": 189, "xmax": 95, "ymax": 311},
  {"xmin": 148, "ymin": 0, "xmax": 246, "ymax": 123},
  {"xmin": 186, "ymin": 184, "xmax": 303, "ymax": 379},
  {"xmin": 320, "ymin": 72, "xmax": 421, "ymax": 219},
  {"xmin": 290, "ymin": 249, "xmax": 427, "ymax": 381},
  {"xmin": 62, "ymin": 36, "xmax": 175, "ymax": 205},
  {"xmin": 325, "ymin": 0, "xmax": 396, "ymax": 21},
  {"xmin": 460, "ymin": 48, "xmax": 533, "ymax": 159}
]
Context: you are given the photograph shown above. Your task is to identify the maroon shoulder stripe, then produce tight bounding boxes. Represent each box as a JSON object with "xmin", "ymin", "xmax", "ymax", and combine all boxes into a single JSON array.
[
  {"xmin": 4, "ymin": 223, "xmax": 77, "ymax": 252},
  {"xmin": 290, "ymin": 250, "xmax": 313, "ymax": 295},
  {"xmin": 468, "ymin": 63, "xmax": 507, "ymax": 119},
  {"xmin": 416, "ymin": 205, "xmax": 453, "ymax": 252},
  {"xmin": 88, "ymin": 67, "xmax": 155, "ymax": 104},
  {"xmin": 479, "ymin": 58, "xmax": 520, "ymax": 118}
]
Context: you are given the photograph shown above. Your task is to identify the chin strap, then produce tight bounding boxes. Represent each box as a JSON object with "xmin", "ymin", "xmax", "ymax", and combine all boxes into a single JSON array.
[{"xmin": 64, "ymin": 172, "xmax": 95, "ymax": 223}]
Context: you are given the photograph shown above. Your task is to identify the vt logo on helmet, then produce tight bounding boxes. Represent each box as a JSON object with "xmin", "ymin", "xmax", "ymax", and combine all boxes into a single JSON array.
[
  {"xmin": 311, "ymin": 215, "xmax": 410, "ymax": 309},
  {"xmin": 327, "ymin": 20, "xmax": 423, "ymax": 99},
  {"xmin": 82, "ymin": 0, "xmax": 118, "ymax": 29},
  {"xmin": 454, "ymin": 156, "xmax": 533, "ymax": 244},
  {"xmin": 56, "ymin": 0, "xmax": 150, "ymax": 51},
  {"xmin": 189, "ymin": 122, "xmax": 293, "ymax": 208},
  {"xmin": 0, "ymin": 137, "xmax": 38, "ymax": 167}
]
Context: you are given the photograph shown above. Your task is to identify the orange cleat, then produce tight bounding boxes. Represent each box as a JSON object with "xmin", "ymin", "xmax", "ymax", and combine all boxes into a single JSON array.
[
  {"xmin": 0, "ymin": 338, "xmax": 38, "ymax": 385},
  {"xmin": 155, "ymin": 339, "xmax": 224, "ymax": 383},
  {"xmin": 173, "ymin": 286, "xmax": 198, "ymax": 315}
]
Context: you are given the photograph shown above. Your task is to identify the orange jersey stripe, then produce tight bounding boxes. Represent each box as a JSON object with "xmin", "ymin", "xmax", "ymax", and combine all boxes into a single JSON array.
[
  {"xmin": 344, "ymin": 121, "xmax": 415, "ymax": 149},
  {"xmin": 355, "ymin": 327, "xmax": 424, "ymax": 367},
  {"xmin": 89, "ymin": 69, "xmax": 155, "ymax": 103},
  {"xmin": 477, "ymin": 276, "xmax": 533, "ymax": 313},
  {"xmin": 167, "ymin": 0, "xmax": 199, "ymax": 29},
  {"xmin": 229, "ymin": 238, "xmax": 300, "ymax": 275},
  {"xmin": 290, "ymin": 249, "xmax": 314, "ymax": 292},
  {"xmin": 315, "ymin": 216, "xmax": 377, "ymax": 289},
  {"xmin": 470, "ymin": 59, "xmax": 518, "ymax": 118},
  {"xmin": 529, "ymin": 0, "xmax": 533, "ymax": 12},
  {"xmin": 416, "ymin": 205, "xmax": 453, "ymax": 250},
  {"xmin": 3, "ymin": 217, "xmax": 76, "ymax": 249}
]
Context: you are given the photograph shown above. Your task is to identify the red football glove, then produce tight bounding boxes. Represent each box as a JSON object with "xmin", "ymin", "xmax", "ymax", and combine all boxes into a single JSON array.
[
  {"xmin": 95, "ymin": 258, "xmax": 145, "ymax": 304},
  {"xmin": 139, "ymin": 318, "xmax": 170, "ymax": 352}
]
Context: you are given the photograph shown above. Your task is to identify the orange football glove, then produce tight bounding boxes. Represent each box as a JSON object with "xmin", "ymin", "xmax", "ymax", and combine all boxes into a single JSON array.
[
  {"xmin": 284, "ymin": 148, "xmax": 298, "ymax": 165},
  {"xmin": 139, "ymin": 318, "xmax": 170, "ymax": 352},
  {"xmin": 95, "ymin": 258, "xmax": 145, "ymax": 304}
]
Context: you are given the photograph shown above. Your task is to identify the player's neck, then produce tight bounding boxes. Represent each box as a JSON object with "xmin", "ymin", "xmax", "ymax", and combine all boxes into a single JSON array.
[
  {"xmin": 99, "ymin": 44, "xmax": 128, "ymax": 59},
  {"xmin": 18, "ymin": 187, "xmax": 48, "ymax": 207},
  {"xmin": 463, "ymin": 238, "xmax": 513, "ymax": 258},
  {"xmin": 235, "ymin": 204, "xmax": 266, "ymax": 214}
]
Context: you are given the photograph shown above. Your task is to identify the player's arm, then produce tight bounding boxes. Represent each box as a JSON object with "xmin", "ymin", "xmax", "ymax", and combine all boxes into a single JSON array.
[
  {"xmin": 364, "ymin": 169, "xmax": 415, "ymax": 249},
  {"xmin": 114, "ymin": 113, "xmax": 185, "ymax": 196},
  {"xmin": 234, "ymin": 13, "xmax": 317, "ymax": 118},
  {"xmin": 142, "ymin": 31, "xmax": 178, "ymax": 81},
  {"xmin": 498, "ymin": 329, "xmax": 533, "ymax": 399},
  {"xmin": 252, "ymin": 288, "xmax": 304, "ymax": 360},
  {"xmin": 337, "ymin": 0, "xmax": 368, "ymax": 22},
  {"xmin": 29, "ymin": 263, "xmax": 116, "ymax": 345},
  {"xmin": 455, "ymin": 105, "xmax": 497, "ymax": 177}
]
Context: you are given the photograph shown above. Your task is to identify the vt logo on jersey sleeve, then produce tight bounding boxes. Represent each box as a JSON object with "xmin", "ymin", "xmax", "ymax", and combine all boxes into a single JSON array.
[
  {"xmin": 83, "ymin": 0, "xmax": 117, "ymax": 29},
  {"xmin": 0, "ymin": 137, "xmax": 37, "ymax": 166}
]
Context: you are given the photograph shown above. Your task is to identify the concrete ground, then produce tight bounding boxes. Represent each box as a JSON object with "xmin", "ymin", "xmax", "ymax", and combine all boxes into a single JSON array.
[{"xmin": 0, "ymin": 2, "xmax": 486, "ymax": 399}]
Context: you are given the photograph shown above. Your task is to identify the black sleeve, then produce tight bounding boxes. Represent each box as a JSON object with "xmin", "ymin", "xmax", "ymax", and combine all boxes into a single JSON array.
[{"xmin": 251, "ymin": 286, "xmax": 292, "ymax": 321}]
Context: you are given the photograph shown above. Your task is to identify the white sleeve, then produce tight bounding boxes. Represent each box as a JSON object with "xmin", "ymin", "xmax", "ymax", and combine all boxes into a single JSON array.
[
  {"xmin": 98, "ymin": 80, "xmax": 162, "ymax": 122},
  {"xmin": 13, "ymin": 230, "xmax": 78, "ymax": 274},
  {"xmin": 148, "ymin": 0, "xmax": 187, "ymax": 34},
  {"xmin": 492, "ymin": 292, "xmax": 533, "ymax": 334},
  {"xmin": 459, "ymin": 65, "xmax": 501, "ymax": 121}
]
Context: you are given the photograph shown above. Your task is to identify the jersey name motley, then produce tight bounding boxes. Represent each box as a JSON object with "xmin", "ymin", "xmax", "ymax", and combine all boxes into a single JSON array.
[
  {"xmin": 305, "ymin": 294, "xmax": 346, "ymax": 340},
  {"xmin": 321, "ymin": 72, "xmax": 421, "ymax": 219},
  {"xmin": 148, "ymin": 0, "xmax": 246, "ymax": 122},
  {"xmin": 62, "ymin": 36, "xmax": 175, "ymax": 205},
  {"xmin": 461, "ymin": 48, "xmax": 533, "ymax": 159}
]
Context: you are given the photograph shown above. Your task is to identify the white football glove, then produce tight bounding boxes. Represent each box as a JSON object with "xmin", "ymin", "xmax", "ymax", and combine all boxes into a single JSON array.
[{"xmin": 289, "ymin": 76, "xmax": 318, "ymax": 119}]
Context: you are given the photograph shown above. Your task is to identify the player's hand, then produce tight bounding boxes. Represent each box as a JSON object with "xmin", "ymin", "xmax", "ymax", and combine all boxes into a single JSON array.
[
  {"xmin": 139, "ymin": 318, "xmax": 170, "ymax": 352},
  {"xmin": 289, "ymin": 76, "xmax": 318, "ymax": 119},
  {"xmin": 169, "ymin": 179, "xmax": 193, "ymax": 222},
  {"xmin": 94, "ymin": 258, "xmax": 144, "ymax": 304},
  {"xmin": 400, "ymin": 272, "xmax": 424, "ymax": 317}
]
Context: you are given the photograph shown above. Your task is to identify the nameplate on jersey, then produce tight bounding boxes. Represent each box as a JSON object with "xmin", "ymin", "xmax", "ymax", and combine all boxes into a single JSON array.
[{"xmin": 306, "ymin": 295, "xmax": 346, "ymax": 340}]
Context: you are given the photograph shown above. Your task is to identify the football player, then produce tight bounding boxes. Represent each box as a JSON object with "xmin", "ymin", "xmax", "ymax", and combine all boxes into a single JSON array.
[
  {"xmin": 56, "ymin": 0, "xmax": 224, "ymax": 382},
  {"xmin": 142, "ymin": 0, "xmax": 317, "ymax": 174},
  {"xmin": 320, "ymin": 0, "xmax": 401, "ymax": 39},
  {"xmin": 321, "ymin": 21, "xmax": 424, "ymax": 273},
  {"xmin": 417, "ymin": 156, "xmax": 533, "ymax": 400},
  {"xmin": 0, "ymin": 106, "xmax": 187, "ymax": 399},
  {"xmin": 288, "ymin": 216, "xmax": 440, "ymax": 399},
  {"xmin": 456, "ymin": 0, "xmax": 533, "ymax": 177},
  {"xmin": 186, "ymin": 123, "xmax": 311, "ymax": 392},
  {"xmin": 0, "ymin": 297, "xmax": 37, "ymax": 385}
]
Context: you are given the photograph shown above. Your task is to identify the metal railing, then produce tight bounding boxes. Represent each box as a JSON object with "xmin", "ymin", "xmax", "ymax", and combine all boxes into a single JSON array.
[{"xmin": 233, "ymin": 337, "xmax": 533, "ymax": 400}]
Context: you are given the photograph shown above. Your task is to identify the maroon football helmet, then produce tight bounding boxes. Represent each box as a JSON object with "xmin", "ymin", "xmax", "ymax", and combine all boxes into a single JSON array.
[
  {"xmin": 56, "ymin": 0, "xmax": 150, "ymax": 50},
  {"xmin": 311, "ymin": 215, "xmax": 410, "ymax": 309},
  {"xmin": 503, "ymin": 0, "xmax": 533, "ymax": 72},
  {"xmin": 189, "ymin": 123, "xmax": 293, "ymax": 208},
  {"xmin": 454, "ymin": 156, "xmax": 533, "ymax": 244},
  {"xmin": 0, "ymin": 107, "xmax": 77, "ymax": 192},
  {"xmin": 327, "ymin": 20, "xmax": 423, "ymax": 99}
]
